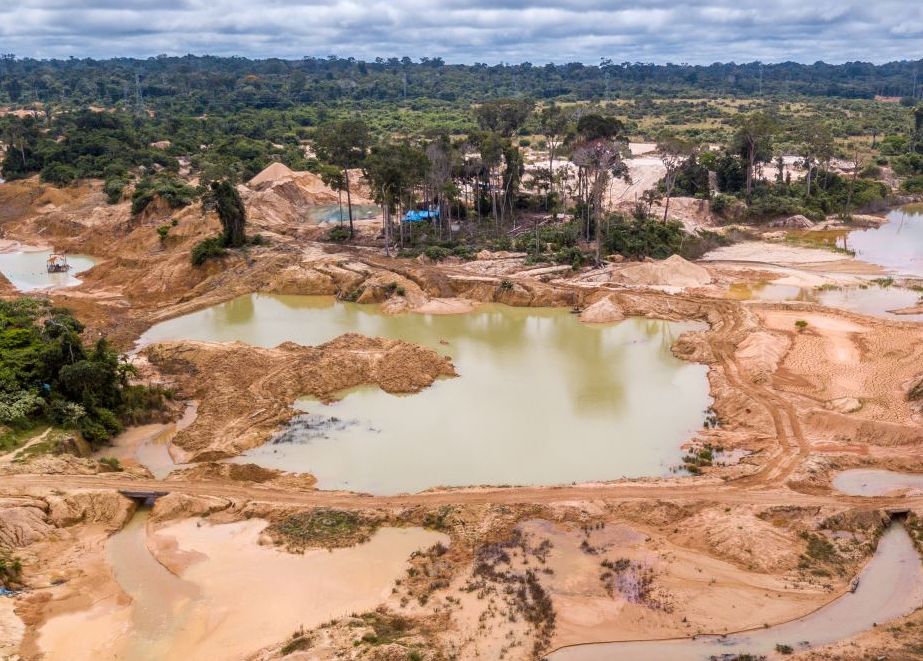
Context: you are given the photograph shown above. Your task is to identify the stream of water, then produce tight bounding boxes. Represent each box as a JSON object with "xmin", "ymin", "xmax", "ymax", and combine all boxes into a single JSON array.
[{"xmin": 550, "ymin": 522, "xmax": 923, "ymax": 660}]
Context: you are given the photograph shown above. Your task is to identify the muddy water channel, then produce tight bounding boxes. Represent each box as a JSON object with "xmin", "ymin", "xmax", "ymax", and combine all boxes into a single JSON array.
[
  {"xmin": 140, "ymin": 295, "xmax": 710, "ymax": 493},
  {"xmin": 0, "ymin": 249, "xmax": 96, "ymax": 291},
  {"xmin": 551, "ymin": 522, "xmax": 923, "ymax": 660}
]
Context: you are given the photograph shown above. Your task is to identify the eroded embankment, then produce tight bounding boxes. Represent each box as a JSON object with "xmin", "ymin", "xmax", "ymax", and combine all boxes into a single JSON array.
[{"xmin": 141, "ymin": 334, "xmax": 457, "ymax": 462}]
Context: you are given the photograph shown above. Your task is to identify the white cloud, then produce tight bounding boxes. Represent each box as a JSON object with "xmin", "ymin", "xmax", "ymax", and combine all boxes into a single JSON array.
[{"xmin": 0, "ymin": 0, "xmax": 921, "ymax": 63}]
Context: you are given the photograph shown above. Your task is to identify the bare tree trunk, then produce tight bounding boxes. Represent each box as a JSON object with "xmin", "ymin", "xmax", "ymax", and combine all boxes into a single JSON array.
[
  {"xmin": 662, "ymin": 176, "xmax": 673, "ymax": 223},
  {"xmin": 344, "ymin": 169, "xmax": 354, "ymax": 238},
  {"xmin": 746, "ymin": 143, "xmax": 755, "ymax": 197}
]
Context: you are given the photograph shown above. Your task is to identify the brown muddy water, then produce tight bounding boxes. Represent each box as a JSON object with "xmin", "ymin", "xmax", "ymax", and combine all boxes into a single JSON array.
[
  {"xmin": 0, "ymin": 249, "xmax": 96, "ymax": 291},
  {"xmin": 550, "ymin": 522, "xmax": 923, "ymax": 660},
  {"xmin": 833, "ymin": 469, "xmax": 923, "ymax": 496},
  {"xmin": 39, "ymin": 510, "xmax": 446, "ymax": 660},
  {"xmin": 139, "ymin": 295, "xmax": 711, "ymax": 493},
  {"xmin": 727, "ymin": 282, "xmax": 923, "ymax": 321}
]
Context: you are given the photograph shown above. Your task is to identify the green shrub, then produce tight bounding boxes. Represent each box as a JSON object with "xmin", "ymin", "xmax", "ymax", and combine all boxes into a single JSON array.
[
  {"xmin": 98, "ymin": 456, "xmax": 123, "ymax": 471},
  {"xmin": 190, "ymin": 236, "xmax": 227, "ymax": 266},
  {"xmin": 327, "ymin": 225, "xmax": 350, "ymax": 242},
  {"xmin": 104, "ymin": 176, "xmax": 127, "ymax": 204},
  {"xmin": 902, "ymin": 175, "xmax": 923, "ymax": 194},
  {"xmin": 132, "ymin": 175, "xmax": 196, "ymax": 215},
  {"xmin": 40, "ymin": 163, "xmax": 79, "ymax": 186},
  {"xmin": 156, "ymin": 225, "xmax": 171, "ymax": 242},
  {"xmin": 423, "ymin": 245, "xmax": 452, "ymax": 261}
]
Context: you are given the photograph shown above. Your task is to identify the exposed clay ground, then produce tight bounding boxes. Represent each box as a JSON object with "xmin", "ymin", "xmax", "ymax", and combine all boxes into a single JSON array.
[{"xmin": 2, "ymin": 174, "xmax": 923, "ymax": 660}]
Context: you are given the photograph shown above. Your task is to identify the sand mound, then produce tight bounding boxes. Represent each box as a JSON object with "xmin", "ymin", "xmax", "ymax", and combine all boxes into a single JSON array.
[
  {"xmin": 248, "ymin": 162, "xmax": 297, "ymax": 188},
  {"xmin": 735, "ymin": 332, "xmax": 790, "ymax": 382},
  {"xmin": 615, "ymin": 254, "xmax": 711, "ymax": 288},
  {"xmin": 768, "ymin": 214, "xmax": 813, "ymax": 229},
  {"xmin": 580, "ymin": 295, "xmax": 625, "ymax": 324}
]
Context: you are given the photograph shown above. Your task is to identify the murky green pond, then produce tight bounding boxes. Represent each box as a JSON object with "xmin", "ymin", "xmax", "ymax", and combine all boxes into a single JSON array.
[
  {"xmin": 0, "ymin": 250, "xmax": 96, "ymax": 291},
  {"xmin": 140, "ymin": 295, "xmax": 710, "ymax": 493}
]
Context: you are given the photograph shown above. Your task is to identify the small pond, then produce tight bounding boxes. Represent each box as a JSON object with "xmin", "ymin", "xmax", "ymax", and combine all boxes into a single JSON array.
[
  {"xmin": 140, "ymin": 295, "xmax": 711, "ymax": 493},
  {"xmin": 0, "ymin": 249, "xmax": 96, "ymax": 291},
  {"xmin": 833, "ymin": 469, "xmax": 923, "ymax": 497}
]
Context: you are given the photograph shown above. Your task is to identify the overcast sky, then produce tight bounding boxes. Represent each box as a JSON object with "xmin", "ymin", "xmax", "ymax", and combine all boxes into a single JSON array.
[{"xmin": 2, "ymin": 0, "xmax": 922, "ymax": 65}]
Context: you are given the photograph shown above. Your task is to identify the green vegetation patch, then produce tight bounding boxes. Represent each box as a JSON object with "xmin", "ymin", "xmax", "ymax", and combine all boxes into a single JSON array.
[
  {"xmin": 0, "ymin": 298, "xmax": 170, "ymax": 447},
  {"xmin": 267, "ymin": 508, "xmax": 380, "ymax": 550}
]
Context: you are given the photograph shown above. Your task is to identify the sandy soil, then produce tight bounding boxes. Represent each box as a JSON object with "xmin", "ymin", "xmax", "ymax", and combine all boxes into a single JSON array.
[
  {"xmin": 144, "ymin": 519, "xmax": 447, "ymax": 660},
  {"xmin": 3, "ymin": 174, "xmax": 923, "ymax": 660}
]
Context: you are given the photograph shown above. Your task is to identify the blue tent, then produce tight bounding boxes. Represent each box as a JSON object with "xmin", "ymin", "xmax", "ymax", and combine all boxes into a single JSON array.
[{"xmin": 402, "ymin": 208, "xmax": 440, "ymax": 223}]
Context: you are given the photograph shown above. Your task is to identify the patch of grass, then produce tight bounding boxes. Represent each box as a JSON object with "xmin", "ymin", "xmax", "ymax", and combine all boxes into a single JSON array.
[
  {"xmin": 338, "ymin": 286, "xmax": 364, "ymax": 302},
  {"xmin": 280, "ymin": 633, "xmax": 312, "ymax": 655},
  {"xmin": 267, "ymin": 508, "xmax": 379, "ymax": 550},
  {"xmin": 0, "ymin": 423, "xmax": 49, "ymax": 454},
  {"xmin": 354, "ymin": 609, "xmax": 413, "ymax": 646},
  {"xmin": 327, "ymin": 225, "xmax": 350, "ymax": 242},
  {"xmin": 383, "ymin": 281, "xmax": 406, "ymax": 297},
  {"xmin": 190, "ymin": 236, "xmax": 227, "ymax": 266},
  {"xmin": 98, "ymin": 456, "xmax": 123, "ymax": 472},
  {"xmin": 421, "ymin": 506, "xmax": 454, "ymax": 532},
  {"xmin": 872, "ymin": 276, "xmax": 895, "ymax": 288},
  {"xmin": 798, "ymin": 531, "xmax": 841, "ymax": 567},
  {"xmin": 0, "ymin": 549, "xmax": 22, "ymax": 588}
]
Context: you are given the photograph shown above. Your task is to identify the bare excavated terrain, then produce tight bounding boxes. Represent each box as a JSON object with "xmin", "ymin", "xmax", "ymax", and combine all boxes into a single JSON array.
[{"xmin": 3, "ymin": 174, "xmax": 923, "ymax": 660}]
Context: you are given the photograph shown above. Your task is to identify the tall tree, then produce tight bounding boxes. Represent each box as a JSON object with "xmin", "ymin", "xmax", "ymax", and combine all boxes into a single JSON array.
[
  {"xmin": 570, "ymin": 114, "xmax": 629, "ymax": 262},
  {"xmin": 657, "ymin": 134, "xmax": 696, "ymax": 223},
  {"xmin": 733, "ymin": 112, "xmax": 777, "ymax": 197},
  {"xmin": 203, "ymin": 179, "xmax": 247, "ymax": 247},
  {"xmin": 473, "ymin": 98, "xmax": 534, "ymax": 138},
  {"xmin": 314, "ymin": 118, "xmax": 371, "ymax": 238},
  {"xmin": 363, "ymin": 141, "xmax": 428, "ymax": 253},
  {"xmin": 538, "ymin": 103, "xmax": 569, "ymax": 210},
  {"xmin": 798, "ymin": 118, "xmax": 834, "ymax": 196}
]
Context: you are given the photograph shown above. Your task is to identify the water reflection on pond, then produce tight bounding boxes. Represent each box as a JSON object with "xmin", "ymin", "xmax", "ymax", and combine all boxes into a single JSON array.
[{"xmin": 141, "ymin": 295, "xmax": 711, "ymax": 493}]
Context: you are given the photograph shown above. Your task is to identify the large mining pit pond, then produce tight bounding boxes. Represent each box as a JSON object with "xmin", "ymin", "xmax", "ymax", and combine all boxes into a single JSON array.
[{"xmin": 139, "ymin": 294, "xmax": 711, "ymax": 493}]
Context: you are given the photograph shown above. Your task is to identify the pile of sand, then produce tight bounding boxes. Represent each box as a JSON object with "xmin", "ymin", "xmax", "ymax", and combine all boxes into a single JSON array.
[
  {"xmin": 580, "ymin": 295, "xmax": 625, "ymax": 324},
  {"xmin": 734, "ymin": 331, "xmax": 790, "ymax": 382},
  {"xmin": 768, "ymin": 214, "xmax": 813, "ymax": 229},
  {"xmin": 615, "ymin": 254, "xmax": 711, "ymax": 288},
  {"xmin": 248, "ymin": 162, "xmax": 297, "ymax": 188}
]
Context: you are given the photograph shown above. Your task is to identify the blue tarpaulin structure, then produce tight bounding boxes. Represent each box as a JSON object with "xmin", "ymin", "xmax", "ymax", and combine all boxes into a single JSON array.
[{"xmin": 402, "ymin": 208, "xmax": 440, "ymax": 223}]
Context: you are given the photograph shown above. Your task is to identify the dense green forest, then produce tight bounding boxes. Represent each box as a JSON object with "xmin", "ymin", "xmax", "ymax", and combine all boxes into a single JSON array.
[
  {"xmin": 2, "ymin": 55, "xmax": 923, "ymax": 109},
  {"xmin": 0, "ymin": 298, "xmax": 170, "ymax": 451},
  {"xmin": 1, "ymin": 56, "xmax": 922, "ymax": 267}
]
